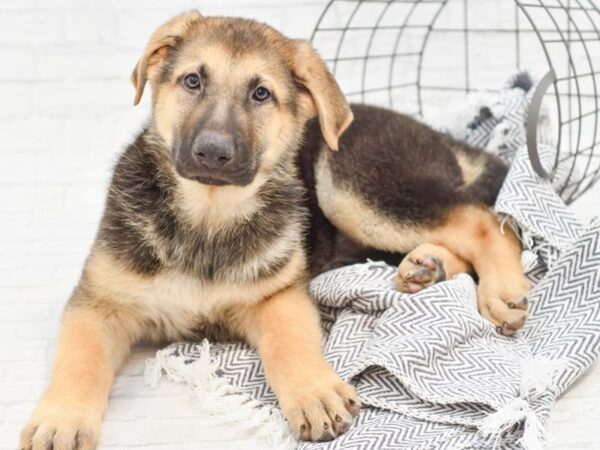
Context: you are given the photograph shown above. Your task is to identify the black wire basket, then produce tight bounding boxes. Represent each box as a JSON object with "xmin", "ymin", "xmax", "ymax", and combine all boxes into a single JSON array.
[{"xmin": 311, "ymin": 0, "xmax": 600, "ymax": 204}]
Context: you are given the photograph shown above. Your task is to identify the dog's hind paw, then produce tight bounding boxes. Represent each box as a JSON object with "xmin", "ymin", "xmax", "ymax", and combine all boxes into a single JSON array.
[
  {"xmin": 478, "ymin": 277, "xmax": 530, "ymax": 336},
  {"xmin": 396, "ymin": 253, "xmax": 446, "ymax": 293}
]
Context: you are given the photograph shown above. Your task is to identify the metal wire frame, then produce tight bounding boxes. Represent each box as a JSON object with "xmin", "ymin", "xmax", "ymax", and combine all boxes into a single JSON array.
[{"xmin": 311, "ymin": 0, "xmax": 600, "ymax": 204}]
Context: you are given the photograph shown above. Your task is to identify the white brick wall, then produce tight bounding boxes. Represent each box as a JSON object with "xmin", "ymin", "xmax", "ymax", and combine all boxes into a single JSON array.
[{"xmin": 0, "ymin": 1, "xmax": 598, "ymax": 449}]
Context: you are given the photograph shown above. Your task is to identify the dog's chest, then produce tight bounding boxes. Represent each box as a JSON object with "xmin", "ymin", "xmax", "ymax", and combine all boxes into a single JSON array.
[
  {"xmin": 126, "ymin": 271, "xmax": 266, "ymax": 319},
  {"xmin": 86, "ymin": 246, "xmax": 306, "ymax": 338}
]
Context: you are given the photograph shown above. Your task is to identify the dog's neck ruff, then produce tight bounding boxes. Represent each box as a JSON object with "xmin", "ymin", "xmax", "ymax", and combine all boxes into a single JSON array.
[{"xmin": 98, "ymin": 128, "xmax": 308, "ymax": 285}]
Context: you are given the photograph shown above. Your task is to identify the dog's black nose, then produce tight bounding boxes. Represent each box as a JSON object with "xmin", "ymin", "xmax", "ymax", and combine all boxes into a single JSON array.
[{"xmin": 193, "ymin": 136, "xmax": 235, "ymax": 169}]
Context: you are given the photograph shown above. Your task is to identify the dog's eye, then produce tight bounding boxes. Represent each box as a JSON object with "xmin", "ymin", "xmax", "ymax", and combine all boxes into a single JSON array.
[
  {"xmin": 183, "ymin": 74, "xmax": 201, "ymax": 90},
  {"xmin": 252, "ymin": 86, "xmax": 271, "ymax": 102}
]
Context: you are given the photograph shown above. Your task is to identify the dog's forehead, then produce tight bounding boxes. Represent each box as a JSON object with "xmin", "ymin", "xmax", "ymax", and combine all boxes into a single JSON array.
[
  {"xmin": 177, "ymin": 43, "xmax": 283, "ymax": 77},
  {"xmin": 175, "ymin": 17, "xmax": 293, "ymax": 77}
]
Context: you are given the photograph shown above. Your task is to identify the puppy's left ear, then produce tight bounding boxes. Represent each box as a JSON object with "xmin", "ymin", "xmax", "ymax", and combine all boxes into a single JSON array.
[
  {"xmin": 131, "ymin": 10, "xmax": 203, "ymax": 105},
  {"xmin": 292, "ymin": 40, "xmax": 353, "ymax": 151}
]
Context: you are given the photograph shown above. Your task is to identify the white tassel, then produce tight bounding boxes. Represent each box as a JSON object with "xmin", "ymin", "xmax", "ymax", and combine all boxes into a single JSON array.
[
  {"xmin": 479, "ymin": 398, "xmax": 528, "ymax": 442},
  {"xmin": 498, "ymin": 212, "xmax": 567, "ymax": 269},
  {"xmin": 521, "ymin": 250, "xmax": 539, "ymax": 272},
  {"xmin": 479, "ymin": 399, "xmax": 544, "ymax": 450},
  {"xmin": 144, "ymin": 353, "xmax": 163, "ymax": 389},
  {"xmin": 145, "ymin": 341, "xmax": 297, "ymax": 450},
  {"xmin": 478, "ymin": 357, "xmax": 564, "ymax": 449},
  {"xmin": 498, "ymin": 214, "xmax": 521, "ymax": 239}
]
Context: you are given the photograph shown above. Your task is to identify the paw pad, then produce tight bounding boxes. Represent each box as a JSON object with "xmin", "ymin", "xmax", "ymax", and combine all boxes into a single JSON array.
[{"xmin": 397, "ymin": 255, "xmax": 446, "ymax": 293}]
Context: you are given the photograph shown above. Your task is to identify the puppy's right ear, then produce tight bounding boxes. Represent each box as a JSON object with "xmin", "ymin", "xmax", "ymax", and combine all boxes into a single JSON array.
[{"xmin": 131, "ymin": 10, "xmax": 202, "ymax": 105}]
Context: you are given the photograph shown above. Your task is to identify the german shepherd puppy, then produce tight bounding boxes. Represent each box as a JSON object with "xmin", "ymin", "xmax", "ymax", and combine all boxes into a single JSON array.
[{"xmin": 20, "ymin": 11, "xmax": 529, "ymax": 449}]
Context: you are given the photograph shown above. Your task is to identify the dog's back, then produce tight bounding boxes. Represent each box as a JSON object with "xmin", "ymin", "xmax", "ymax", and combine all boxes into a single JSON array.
[{"xmin": 298, "ymin": 103, "xmax": 509, "ymax": 271}]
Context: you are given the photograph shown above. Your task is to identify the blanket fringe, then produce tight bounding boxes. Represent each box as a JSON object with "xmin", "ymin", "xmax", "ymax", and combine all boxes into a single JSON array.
[
  {"xmin": 478, "ymin": 357, "xmax": 564, "ymax": 450},
  {"xmin": 145, "ymin": 341, "xmax": 296, "ymax": 450},
  {"xmin": 499, "ymin": 214, "xmax": 565, "ymax": 269},
  {"xmin": 479, "ymin": 398, "xmax": 545, "ymax": 450}
]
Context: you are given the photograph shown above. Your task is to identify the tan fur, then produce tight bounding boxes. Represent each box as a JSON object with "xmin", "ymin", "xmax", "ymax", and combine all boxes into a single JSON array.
[
  {"xmin": 315, "ymin": 151, "xmax": 426, "ymax": 252},
  {"xmin": 152, "ymin": 80, "xmax": 180, "ymax": 146},
  {"xmin": 455, "ymin": 149, "xmax": 486, "ymax": 186}
]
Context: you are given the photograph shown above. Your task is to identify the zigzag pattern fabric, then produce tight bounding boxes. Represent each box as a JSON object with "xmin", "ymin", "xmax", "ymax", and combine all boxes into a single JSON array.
[{"xmin": 148, "ymin": 79, "xmax": 600, "ymax": 449}]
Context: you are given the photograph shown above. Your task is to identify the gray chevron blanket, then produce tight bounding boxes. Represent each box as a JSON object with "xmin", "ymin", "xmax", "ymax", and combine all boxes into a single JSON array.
[{"xmin": 146, "ymin": 75, "xmax": 600, "ymax": 450}]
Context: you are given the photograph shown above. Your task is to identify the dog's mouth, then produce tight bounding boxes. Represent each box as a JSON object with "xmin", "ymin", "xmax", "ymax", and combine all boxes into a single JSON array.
[
  {"xmin": 177, "ymin": 167, "xmax": 256, "ymax": 187},
  {"xmin": 191, "ymin": 174, "xmax": 233, "ymax": 186}
]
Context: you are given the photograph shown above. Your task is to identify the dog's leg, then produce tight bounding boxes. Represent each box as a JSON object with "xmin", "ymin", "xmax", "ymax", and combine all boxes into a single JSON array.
[
  {"xmin": 396, "ymin": 243, "xmax": 472, "ymax": 293},
  {"xmin": 20, "ymin": 304, "xmax": 132, "ymax": 450},
  {"xmin": 428, "ymin": 205, "xmax": 529, "ymax": 335},
  {"xmin": 234, "ymin": 285, "xmax": 360, "ymax": 441},
  {"xmin": 318, "ymin": 170, "xmax": 527, "ymax": 333}
]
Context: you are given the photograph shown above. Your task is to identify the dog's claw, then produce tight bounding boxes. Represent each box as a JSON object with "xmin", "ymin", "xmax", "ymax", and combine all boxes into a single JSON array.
[{"xmin": 319, "ymin": 430, "xmax": 335, "ymax": 441}]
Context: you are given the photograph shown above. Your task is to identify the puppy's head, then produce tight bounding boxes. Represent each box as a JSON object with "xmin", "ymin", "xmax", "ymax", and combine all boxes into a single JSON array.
[{"xmin": 132, "ymin": 11, "xmax": 352, "ymax": 186}]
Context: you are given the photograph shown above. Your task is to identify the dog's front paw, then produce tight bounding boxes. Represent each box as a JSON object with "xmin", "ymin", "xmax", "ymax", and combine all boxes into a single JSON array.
[
  {"xmin": 278, "ymin": 370, "xmax": 360, "ymax": 441},
  {"xmin": 20, "ymin": 399, "xmax": 101, "ymax": 450},
  {"xmin": 478, "ymin": 276, "xmax": 530, "ymax": 336}
]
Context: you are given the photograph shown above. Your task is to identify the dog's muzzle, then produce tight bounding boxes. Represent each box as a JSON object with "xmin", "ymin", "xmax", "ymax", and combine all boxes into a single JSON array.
[{"xmin": 175, "ymin": 130, "xmax": 255, "ymax": 186}]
